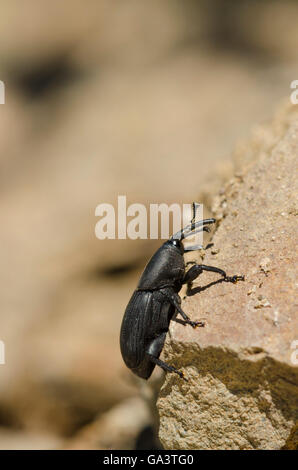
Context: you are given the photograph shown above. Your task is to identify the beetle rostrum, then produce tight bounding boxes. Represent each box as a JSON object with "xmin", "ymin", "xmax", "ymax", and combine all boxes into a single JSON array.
[{"xmin": 120, "ymin": 203, "xmax": 244, "ymax": 381}]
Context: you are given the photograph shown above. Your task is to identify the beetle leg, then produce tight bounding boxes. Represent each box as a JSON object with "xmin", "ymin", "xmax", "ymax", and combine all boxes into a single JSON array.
[
  {"xmin": 183, "ymin": 264, "xmax": 244, "ymax": 284},
  {"xmin": 172, "ymin": 297, "xmax": 205, "ymax": 328},
  {"xmin": 147, "ymin": 355, "xmax": 187, "ymax": 381},
  {"xmin": 147, "ymin": 335, "xmax": 186, "ymax": 380},
  {"xmin": 161, "ymin": 291, "xmax": 204, "ymax": 328},
  {"xmin": 182, "ymin": 264, "xmax": 203, "ymax": 284}
]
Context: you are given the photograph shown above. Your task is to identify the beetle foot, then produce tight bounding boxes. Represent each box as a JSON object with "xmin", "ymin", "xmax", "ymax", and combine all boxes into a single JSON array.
[
  {"xmin": 179, "ymin": 370, "xmax": 188, "ymax": 382},
  {"xmin": 224, "ymin": 275, "xmax": 245, "ymax": 283},
  {"xmin": 190, "ymin": 320, "xmax": 205, "ymax": 328}
]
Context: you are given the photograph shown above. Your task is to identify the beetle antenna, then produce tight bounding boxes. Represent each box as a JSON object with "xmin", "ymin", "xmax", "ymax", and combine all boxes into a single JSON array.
[
  {"xmin": 191, "ymin": 202, "xmax": 196, "ymax": 233},
  {"xmin": 171, "ymin": 218, "xmax": 215, "ymax": 241},
  {"xmin": 183, "ymin": 225, "xmax": 210, "ymax": 239}
]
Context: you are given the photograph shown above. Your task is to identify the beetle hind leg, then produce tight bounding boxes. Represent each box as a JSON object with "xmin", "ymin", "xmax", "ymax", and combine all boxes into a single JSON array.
[
  {"xmin": 147, "ymin": 354, "xmax": 186, "ymax": 380},
  {"xmin": 147, "ymin": 334, "xmax": 186, "ymax": 380}
]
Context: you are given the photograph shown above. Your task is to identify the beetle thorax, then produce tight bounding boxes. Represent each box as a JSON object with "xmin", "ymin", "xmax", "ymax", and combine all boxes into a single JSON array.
[{"xmin": 137, "ymin": 242, "xmax": 185, "ymax": 290}]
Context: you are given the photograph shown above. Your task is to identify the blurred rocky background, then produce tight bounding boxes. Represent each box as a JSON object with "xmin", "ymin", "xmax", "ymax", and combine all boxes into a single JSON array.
[{"xmin": 0, "ymin": 0, "xmax": 297, "ymax": 449}]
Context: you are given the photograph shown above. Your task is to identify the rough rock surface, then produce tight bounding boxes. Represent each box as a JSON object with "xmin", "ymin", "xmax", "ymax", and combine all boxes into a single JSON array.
[{"xmin": 158, "ymin": 104, "xmax": 298, "ymax": 450}]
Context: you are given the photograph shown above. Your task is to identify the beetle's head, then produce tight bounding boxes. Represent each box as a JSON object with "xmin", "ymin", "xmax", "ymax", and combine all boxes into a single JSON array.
[
  {"xmin": 169, "ymin": 216, "xmax": 216, "ymax": 253},
  {"xmin": 169, "ymin": 238, "xmax": 184, "ymax": 254}
]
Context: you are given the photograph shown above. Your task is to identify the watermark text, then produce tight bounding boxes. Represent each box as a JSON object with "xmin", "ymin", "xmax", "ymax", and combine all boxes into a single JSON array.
[
  {"xmin": 0, "ymin": 81, "xmax": 5, "ymax": 104},
  {"xmin": 290, "ymin": 80, "xmax": 298, "ymax": 104},
  {"xmin": 95, "ymin": 196, "xmax": 204, "ymax": 245},
  {"xmin": 0, "ymin": 340, "xmax": 5, "ymax": 365}
]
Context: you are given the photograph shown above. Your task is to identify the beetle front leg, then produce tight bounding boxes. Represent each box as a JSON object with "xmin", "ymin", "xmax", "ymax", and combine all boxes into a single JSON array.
[
  {"xmin": 147, "ymin": 334, "xmax": 186, "ymax": 380},
  {"xmin": 182, "ymin": 264, "xmax": 203, "ymax": 286},
  {"xmin": 183, "ymin": 264, "xmax": 244, "ymax": 285}
]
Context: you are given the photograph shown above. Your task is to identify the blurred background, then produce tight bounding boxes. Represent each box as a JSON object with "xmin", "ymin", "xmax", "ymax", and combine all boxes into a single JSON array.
[{"xmin": 0, "ymin": 0, "xmax": 297, "ymax": 449}]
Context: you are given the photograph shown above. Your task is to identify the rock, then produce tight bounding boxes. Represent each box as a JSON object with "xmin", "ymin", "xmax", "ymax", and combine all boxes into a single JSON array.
[{"xmin": 158, "ymin": 103, "xmax": 298, "ymax": 450}]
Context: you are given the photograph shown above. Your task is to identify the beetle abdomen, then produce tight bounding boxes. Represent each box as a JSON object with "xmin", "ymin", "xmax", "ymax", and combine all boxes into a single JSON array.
[{"xmin": 120, "ymin": 290, "xmax": 152, "ymax": 369}]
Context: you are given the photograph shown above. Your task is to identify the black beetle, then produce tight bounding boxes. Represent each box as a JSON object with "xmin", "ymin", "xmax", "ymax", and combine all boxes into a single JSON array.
[{"xmin": 120, "ymin": 204, "xmax": 244, "ymax": 380}]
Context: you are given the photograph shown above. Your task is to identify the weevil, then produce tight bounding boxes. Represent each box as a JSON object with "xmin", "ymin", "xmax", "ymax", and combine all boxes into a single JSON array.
[{"xmin": 120, "ymin": 203, "xmax": 244, "ymax": 380}]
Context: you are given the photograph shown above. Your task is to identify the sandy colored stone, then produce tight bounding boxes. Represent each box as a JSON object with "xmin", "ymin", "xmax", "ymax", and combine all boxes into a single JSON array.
[{"xmin": 158, "ymin": 104, "xmax": 298, "ymax": 450}]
